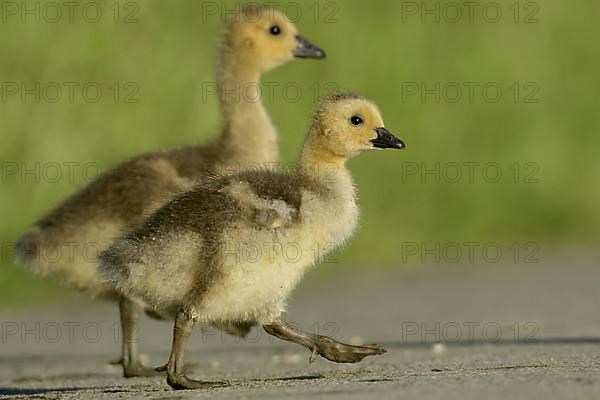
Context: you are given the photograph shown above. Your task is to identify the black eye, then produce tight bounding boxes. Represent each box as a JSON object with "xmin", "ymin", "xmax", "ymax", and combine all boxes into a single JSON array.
[
  {"xmin": 350, "ymin": 116, "xmax": 363, "ymax": 126},
  {"xmin": 270, "ymin": 26, "xmax": 281, "ymax": 35}
]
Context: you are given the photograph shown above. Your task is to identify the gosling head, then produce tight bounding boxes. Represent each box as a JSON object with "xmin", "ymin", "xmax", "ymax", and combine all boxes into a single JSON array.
[
  {"xmin": 224, "ymin": 6, "xmax": 326, "ymax": 73},
  {"xmin": 310, "ymin": 92, "xmax": 406, "ymax": 160}
]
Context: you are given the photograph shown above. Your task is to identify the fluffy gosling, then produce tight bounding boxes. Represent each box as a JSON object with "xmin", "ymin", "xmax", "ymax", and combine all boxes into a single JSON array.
[
  {"xmin": 14, "ymin": 6, "xmax": 325, "ymax": 378},
  {"xmin": 99, "ymin": 92, "xmax": 405, "ymax": 389}
]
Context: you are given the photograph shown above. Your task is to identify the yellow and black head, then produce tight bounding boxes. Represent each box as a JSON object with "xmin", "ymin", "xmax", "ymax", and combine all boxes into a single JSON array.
[
  {"xmin": 311, "ymin": 92, "xmax": 405, "ymax": 159},
  {"xmin": 224, "ymin": 6, "xmax": 325, "ymax": 72}
]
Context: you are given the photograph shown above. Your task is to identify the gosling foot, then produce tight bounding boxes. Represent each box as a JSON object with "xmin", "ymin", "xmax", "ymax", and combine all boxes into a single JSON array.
[
  {"xmin": 163, "ymin": 309, "xmax": 230, "ymax": 390},
  {"xmin": 166, "ymin": 374, "xmax": 229, "ymax": 390},
  {"xmin": 123, "ymin": 360, "xmax": 164, "ymax": 378},
  {"xmin": 310, "ymin": 337, "xmax": 387, "ymax": 363},
  {"xmin": 263, "ymin": 320, "xmax": 387, "ymax": 364}
]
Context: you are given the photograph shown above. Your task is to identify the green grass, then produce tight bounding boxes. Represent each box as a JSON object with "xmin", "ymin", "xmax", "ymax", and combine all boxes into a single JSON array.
[{"xmin": 1, "ymin": 0, "xmax": 598, "ymax": 304}]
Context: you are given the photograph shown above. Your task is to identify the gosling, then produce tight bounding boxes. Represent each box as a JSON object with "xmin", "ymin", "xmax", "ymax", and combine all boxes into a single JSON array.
[
  {"xmin": 99, "ymin": 92, "xmax": 406, "ymax": 390},
  {"xmin": 14, "ymin": 6, "xmax": 325, "ymax": 378}
]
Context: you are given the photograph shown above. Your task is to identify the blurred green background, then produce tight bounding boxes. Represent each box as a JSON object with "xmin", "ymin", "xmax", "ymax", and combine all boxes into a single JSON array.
[{"xmin": 0, "ymin": 0, "xmax": 598, "ymax": 306}]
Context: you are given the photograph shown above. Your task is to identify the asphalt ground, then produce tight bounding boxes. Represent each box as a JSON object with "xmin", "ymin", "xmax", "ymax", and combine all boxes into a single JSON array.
[{"xmin": 2, "ymin": 258, "xmax": 600, "ymax": 399}]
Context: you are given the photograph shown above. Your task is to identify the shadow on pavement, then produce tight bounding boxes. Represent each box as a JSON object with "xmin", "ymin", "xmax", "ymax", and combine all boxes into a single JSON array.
[
  {"xmin": 0, "ymin": 386, "xmax": 111, "ymax": 396},
  {"xmin": 383, "ymin": 337, "xmax": 600, "ymax": 348}
]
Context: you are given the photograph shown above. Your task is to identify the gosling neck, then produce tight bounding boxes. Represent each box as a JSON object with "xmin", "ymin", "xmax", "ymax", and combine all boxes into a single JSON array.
[
  {"xmin": 298, "ymin": 131, "xmax": 354, "ymax": 196},
  {"xmin": 215, "ymin": 47, "xmax": 278, "ymax": 165}
]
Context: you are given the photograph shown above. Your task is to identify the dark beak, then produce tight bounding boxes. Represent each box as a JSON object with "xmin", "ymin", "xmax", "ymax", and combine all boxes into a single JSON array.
[
  {"xmin": 293, "ymin": 35, "xmax": 326, "ymax": 59},
  {"xmin": 371, "ymin": 127, "xmax": 406, "ymax": 150}
]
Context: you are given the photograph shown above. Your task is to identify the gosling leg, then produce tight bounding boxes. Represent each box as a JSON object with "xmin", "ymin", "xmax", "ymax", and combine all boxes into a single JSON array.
[
  {"xmin": 263, "ymin": 319, "xmax": 386, "ymax": 363},
  {"xmin": 164, "ymin": 309, "xmax": 230, "ymax": 390},
  {"xmin": 118, "ymin": 297, "xmax": 162, "ymax": 377}
]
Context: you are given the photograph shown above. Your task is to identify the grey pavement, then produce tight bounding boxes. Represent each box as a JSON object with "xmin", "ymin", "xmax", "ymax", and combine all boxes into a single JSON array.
[{"xmin": 1, "ymin": 257, "xmax": 600, "ymax": 399}]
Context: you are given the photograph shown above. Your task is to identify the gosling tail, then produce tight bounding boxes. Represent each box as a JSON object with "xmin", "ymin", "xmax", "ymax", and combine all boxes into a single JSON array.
[{"xmin": 14, "ymin": 226, "xmax": 50, "ymax": 274}]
